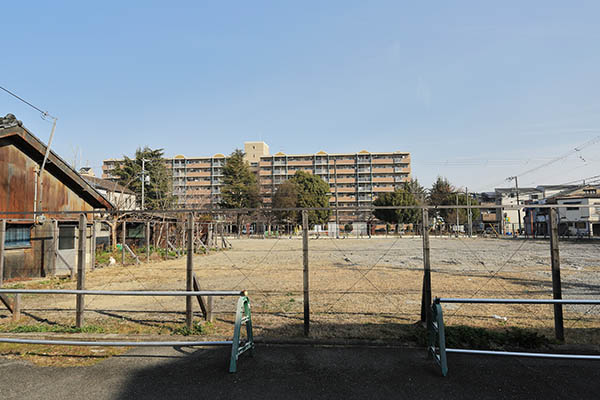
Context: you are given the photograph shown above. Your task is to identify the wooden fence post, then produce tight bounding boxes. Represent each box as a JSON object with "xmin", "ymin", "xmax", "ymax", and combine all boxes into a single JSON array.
[
  {"xmin": 76, "ymin": 213, "xmax": 86, "ymax": 328},
  {"xmin": 51, "ymin": 220, "xmax": 58, "ymax": 276},
  {"xmin": 186, "ymin": 212, "xmax": 194, "ymax": 329},
  {"xmin": 302, "ymin": 210, "xmax": 310, "ymax": 336},
  {"xmin": 0, "ymin": 219, "xmax": 5, "ymax": 287},
  {"xmin": 121, "ymin": 220, "xmax": 126, "ymax": 266},
  {"xmin": 549, "ymin": 208, "xmax": 564, "ymax": 341},
  {"xmin": 12, "ymin": 294, "xmax": 20, "ymax": 322},
  {"xmin": 207, "ymin": 296, "xmax": 214, "ymax": 322},
  {"xmin": 91, "ymin": 220, "xmax": 97, "ymax": 271},
  {"xmin": 146, "ymin": 221, "xmax": 151, "ymax": 263},
  {"xmin": 421, "ymin": 208, "xmax": 432, "ymax": 324}
]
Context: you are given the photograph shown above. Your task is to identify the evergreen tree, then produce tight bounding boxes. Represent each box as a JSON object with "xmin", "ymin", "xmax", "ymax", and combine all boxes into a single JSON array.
[
  {"xmin": 372, "ymin": 187, "xmax": 419, "ymax": 230},
  {"xmin": 219, "ymin": 149, "xmax": 260, "ymax": 209},
  {"xmin": 272, "ymin": 180, "xmax": 299, "ymax": 223},
  {"xmin": 113, "ymin": 147, "xmax": 175, "ymax": 210},
  {"xmin": 289, "ymin": 171, "xmax": 331, "ymax": 226}
]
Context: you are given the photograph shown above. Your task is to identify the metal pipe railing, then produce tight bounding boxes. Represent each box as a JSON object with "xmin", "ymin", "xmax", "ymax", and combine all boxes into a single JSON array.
[
  {"xmin": 0, "ymin": 289, "xmax": 244, "ymax": 296},
  {"xmin": 446, "ymin": 348, "xmax": 600, "ymax": 360},
  {"xmin": 0, "ymin": 338, "xmax": 233, "ymax": 347},
  {"xmin": 428, "ymin": 297, "xmax": 600, "ymax": 377},
  {"xmin": 436, "ymin": 297, "xmax": 600, "ymax": 305}
]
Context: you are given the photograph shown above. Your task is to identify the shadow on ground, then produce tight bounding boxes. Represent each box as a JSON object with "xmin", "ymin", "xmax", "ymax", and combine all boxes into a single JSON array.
[{"xmin": 112, "ymin": 344, "xmax": 600, "ymax": 400}]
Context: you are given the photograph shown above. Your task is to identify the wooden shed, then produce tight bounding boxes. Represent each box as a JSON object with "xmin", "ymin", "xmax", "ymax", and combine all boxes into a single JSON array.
[{"xmin": 0, "ymin": 113, "xmax": 114, "ymax": 280}]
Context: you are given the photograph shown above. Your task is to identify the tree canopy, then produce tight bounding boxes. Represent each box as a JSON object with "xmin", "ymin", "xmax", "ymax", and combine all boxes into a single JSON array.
[
  {"xmin": 427, "ymin": 176, "xmax": 480, "ymax": 224},
  {"xmin": 287, "ymin": 171, "xmax": 331, "ymax": 226},
  {"xmin": 372, "ymin": 184, "xmax": 419, "ymax": 226},
  {"xmin": 113, "ymin": 147, "xmax": 175, "ymax": 210},
  {"xmin": 404, "ymin": 178, "xmax": 426, "ymax": 204},
  {"xmin": 272, "ymin": 180, "xmax": 299, "ymax": 223},
  {"xmin": 219, "ymin": 149, "xmax": 260, "ymax": 209}
]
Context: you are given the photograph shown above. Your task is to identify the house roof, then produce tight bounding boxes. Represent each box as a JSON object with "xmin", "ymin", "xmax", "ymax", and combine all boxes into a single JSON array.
[
  {"xmin": 82, "ymin": 175, "xmax": 136, "ymax": 195},
  {"xmin": 0, "ymin": 113, "xmax": 113, "ymax": 210},
  {"xmin": 495, "ymin": 187, "xmax": 541, "ymax": 194}
]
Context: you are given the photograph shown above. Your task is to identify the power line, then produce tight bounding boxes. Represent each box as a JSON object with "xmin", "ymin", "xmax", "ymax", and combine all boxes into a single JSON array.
[{"xmin": 0, "ymin": 85, "xmax": 56, "ymax": 120}]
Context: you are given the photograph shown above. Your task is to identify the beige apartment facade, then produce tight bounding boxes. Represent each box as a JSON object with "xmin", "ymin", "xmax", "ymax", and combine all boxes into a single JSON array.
[
  {"xmin": 258, "ymin": 150, "xmax": 411, "ymax": 209},
  {"xmin": 102, "ymin": 142, "xmax": 411, "ymax": 213}
]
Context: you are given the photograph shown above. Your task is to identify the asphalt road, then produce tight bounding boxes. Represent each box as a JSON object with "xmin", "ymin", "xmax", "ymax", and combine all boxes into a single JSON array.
[{"xmin": 1, "ymin": 345, "xmax": 599, "ymax": 399}]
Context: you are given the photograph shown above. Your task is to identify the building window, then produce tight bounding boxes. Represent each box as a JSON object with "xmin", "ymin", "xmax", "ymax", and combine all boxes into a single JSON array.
[
  {"xmin": 127, "ymin": 224, "xmax": 145, "ymax": 239},
  {"xmin": 58, "ymin": 226, "xmax": 76, "ymax": 250},
  {"xmin": 4, "ymin": 225, "xmax": 32, "ymax": 248}
]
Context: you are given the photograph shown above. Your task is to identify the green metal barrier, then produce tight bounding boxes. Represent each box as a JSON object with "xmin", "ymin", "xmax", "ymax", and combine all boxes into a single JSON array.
[
  {"xmin": 428, "ymin": 297, "xmax": 600, "ymax": 377},
  {"xmin": 427, "ymin": 300, "xmax": 448, "ymax": 376},
  {"xmin": 229, "ymin": 295, "xmax": 255, "ymax": 373}
]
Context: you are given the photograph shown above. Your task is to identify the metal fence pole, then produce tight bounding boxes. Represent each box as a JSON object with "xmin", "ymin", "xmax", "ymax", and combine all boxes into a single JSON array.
[
  {"xmin": 186, "ymin": 212, "xmax": 194, "ymax": 329},
  {"xmin": 549, "ymin": 208, "xmax": 564, "ymax": 341},
  {"xmin": 421, "ymin": 208, "xmax": 432, "ymax": 323},
  {"xmin": 302, "ymin": 210, "xmax": 310, "ymax": 336},
  {"xmin": 146, "ymin": 221, "xmax": 151, "ymax": 263},
  {"xmin": 0, "ymin": 219, "xmax": 5, "ymax": 287},
  {"xmin": 76, "ymin": 214, "xmax": 86, "ymax": 328}
]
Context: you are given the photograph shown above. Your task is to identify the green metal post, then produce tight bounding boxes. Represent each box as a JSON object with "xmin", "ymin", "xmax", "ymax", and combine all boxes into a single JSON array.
[
  {"xmin": 229, "ymin": 295, "xmax": 255, "ymax": 373},
  {"xmin": 428, "ymin": 300, "xmax": 448, "ymax": 376},
  {"xmin": 435, "ymin": 302, "xmax": 448, "ymax": 376}
]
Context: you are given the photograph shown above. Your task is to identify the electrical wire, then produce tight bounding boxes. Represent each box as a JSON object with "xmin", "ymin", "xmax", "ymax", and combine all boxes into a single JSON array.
[{"xmin": 0, "ymin": 85, "xmax": 55, "ymax": 120}]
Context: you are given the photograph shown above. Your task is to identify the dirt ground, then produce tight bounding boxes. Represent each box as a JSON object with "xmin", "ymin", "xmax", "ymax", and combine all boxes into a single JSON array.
[{"xmin": 1, "ymin": 236, "xmax": 599, "ymax": 343}]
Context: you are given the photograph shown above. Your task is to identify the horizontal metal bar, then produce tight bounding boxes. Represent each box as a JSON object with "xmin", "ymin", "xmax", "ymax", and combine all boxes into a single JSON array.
[
  {"xmin": 446, "ymin": 348, "xmax": 600, "ymax": 360},
  {"xmin": 0, "ymin": 338, "xmax": 233, "ymax": 347},
  {"xmin": 437, "ymin": 298, "xmax": 600, "ymax": 305},
  {"xmin": 0, "ymin": 289, "xmax": 245, "ymax": 296},
  {"xmin": 1, "ymin": 203, "xmax": 597, "ymax": 215}
]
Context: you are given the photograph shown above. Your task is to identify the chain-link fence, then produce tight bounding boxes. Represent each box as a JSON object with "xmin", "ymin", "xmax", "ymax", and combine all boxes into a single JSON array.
[{"xmin": 1, "ymin": 205, "xmax": 599, "ymax": 343}]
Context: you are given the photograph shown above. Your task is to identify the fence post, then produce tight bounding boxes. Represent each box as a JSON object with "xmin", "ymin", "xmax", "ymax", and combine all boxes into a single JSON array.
[
  {"xmin": 91, "ymin": 220, "xmax": 97, "ymax": 271},
  {"xmin": 549, "ymin": 208, "xmax": 564, "ymax": 341},
  {"xmin": 186, "ymin": 212, "xmax": 194, "ymax": 329},
  {"xmin": 0, "ymin": 219, "xmax": 5, "ymax": 287},
  {"xmin": 146, "ymin": 221, "xmax": 151, "ymax": 263},
  {"xmin": 12, "ymin": 294, "xmax": 21, "ymax": 322},
  {"xmin": 121, "ymin": 220, "xmax": 126, "ymax": 266},
  {"xmin": 302, "ymin": 210, "xmax": 310, "ymax": 336},
  {"xmin": 76, "ymin": 213, "xmax": 86, "ymax": 328},
  {"xmin": 165, "ymin": 222, "xmax": 169, "ymax": 256},
  {"xmin": 207, "ymin": 296, "xmax": 214, "ymax": 322},
  {"xmin": 421, "ymin": 208, "xmax": 432, "ymax": 323}
]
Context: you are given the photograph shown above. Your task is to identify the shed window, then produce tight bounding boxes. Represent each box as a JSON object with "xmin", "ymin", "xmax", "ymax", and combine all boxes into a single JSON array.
[
  {"xmin": 58, "ymin": 226, "xmax": 76, "ymax": 250},
  {"xmin": 4, "ymin": 225, "xmax": 32, "ymax": 248},
  {"xmin": 127, "ymin": 224, "xmax": 145, "ymax": 239}
]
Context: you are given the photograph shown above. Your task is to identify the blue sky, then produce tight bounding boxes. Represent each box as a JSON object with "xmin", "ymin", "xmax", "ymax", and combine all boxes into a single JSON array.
[{"xmin": 2, "ymin": 1, "xmax": 600, "ymax": 192}]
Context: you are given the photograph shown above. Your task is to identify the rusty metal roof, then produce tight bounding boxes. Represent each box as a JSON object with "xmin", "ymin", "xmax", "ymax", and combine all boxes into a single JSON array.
[{"xmin": 0, "ymin": 113, "xmax": 114, "ymax": 210}]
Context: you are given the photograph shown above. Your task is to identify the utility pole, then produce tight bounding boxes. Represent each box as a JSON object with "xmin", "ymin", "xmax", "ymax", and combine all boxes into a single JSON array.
[{"xmin": 507, "ymin": 176, "xmax": 522, "ymax": 234}]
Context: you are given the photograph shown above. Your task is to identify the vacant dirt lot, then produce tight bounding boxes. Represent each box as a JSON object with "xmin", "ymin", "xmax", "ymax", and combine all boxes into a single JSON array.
[{"xmin": 1, "ymin": 236, "xmax": 599, "ymax": 342}]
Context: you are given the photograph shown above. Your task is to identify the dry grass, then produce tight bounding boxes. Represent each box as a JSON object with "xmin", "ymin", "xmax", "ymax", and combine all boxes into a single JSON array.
[
  {"xmin": 1, "ymin": 236, "xmax": 599, "ymax": 347},
  {"xmin": 0, "ymin": 343, "xmax": 127, "ymax": 367}
]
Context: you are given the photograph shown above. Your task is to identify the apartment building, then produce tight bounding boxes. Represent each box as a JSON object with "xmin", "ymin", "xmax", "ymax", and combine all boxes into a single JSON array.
[
  {"xmin": 258, "ymin": 150, "xmax": 411, "ymax": 211},
  {"xmin": 102, "ymin": 142, "xmax": 411, "ymax": 212}
]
